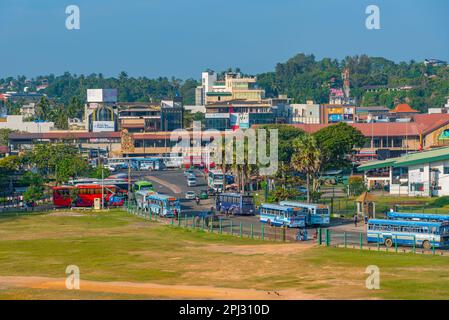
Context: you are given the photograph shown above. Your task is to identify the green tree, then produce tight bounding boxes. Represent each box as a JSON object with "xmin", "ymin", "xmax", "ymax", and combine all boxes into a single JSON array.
[
  {"xmin": 29, "ymin": 143, "xmax": 89, "ymax": 184},
  {"xmin": 313, "ymin": 123, "xmax": 366, "ymax": 171},
  {"xmin": 23, "ymin": 185, "xmax": 44, "ymax": 203},
  {"xmin": 291, "ymin": 134, "xmax": 321, "ymax": 203},
  {"xmin": 35, "ymin": 96, "xmax": 50, "ymax": 120}
]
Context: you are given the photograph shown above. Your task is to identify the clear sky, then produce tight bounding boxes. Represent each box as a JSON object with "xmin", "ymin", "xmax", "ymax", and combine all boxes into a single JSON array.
[{"xmin": 1, "ymin": 0, "xmax": 448, "ymax": 79}]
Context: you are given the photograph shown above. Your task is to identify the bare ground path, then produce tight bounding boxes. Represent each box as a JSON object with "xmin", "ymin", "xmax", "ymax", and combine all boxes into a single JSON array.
[{"xmin": 0, "ymin": 276, "xmax": 318, "ymax": 300}]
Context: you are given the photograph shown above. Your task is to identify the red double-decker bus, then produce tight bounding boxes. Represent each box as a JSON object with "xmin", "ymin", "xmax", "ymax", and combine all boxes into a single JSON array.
[{"xmin": 53, "ymin": 184, "xmax": 125, "ymax": 208}]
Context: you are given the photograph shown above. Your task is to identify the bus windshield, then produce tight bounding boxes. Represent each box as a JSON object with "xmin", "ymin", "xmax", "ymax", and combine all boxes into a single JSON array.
[{"xmin": 242, "ymin": 196, "xmax": 253, "ymax": 205}]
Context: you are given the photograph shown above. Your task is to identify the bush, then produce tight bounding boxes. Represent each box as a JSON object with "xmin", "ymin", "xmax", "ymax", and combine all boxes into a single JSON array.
[
  {"xmin": 429, "ymin": 196, "xmax": 449, "ymax": 208},
  {"xmin": 348, "ymin": 176, "xmax": 366, "ymax": 196}
]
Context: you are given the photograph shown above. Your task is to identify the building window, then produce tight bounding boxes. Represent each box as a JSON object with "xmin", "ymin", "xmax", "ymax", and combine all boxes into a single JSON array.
[{"xmin": 444, "ymin": 167, "xmax": 449, "ymax": 174}]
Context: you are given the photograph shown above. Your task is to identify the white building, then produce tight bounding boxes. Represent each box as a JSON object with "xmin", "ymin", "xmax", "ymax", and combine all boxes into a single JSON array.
[
  {"xmin": 359, "ymin": 146, "xmax": 449, "ymax": 197},
  {"xmin": 290, "ymin": 101, "xmax": 320, "ymax": 124},
  {"xmin": 0, "ymin": 115, "xmax": 54, "ymax": 133}
]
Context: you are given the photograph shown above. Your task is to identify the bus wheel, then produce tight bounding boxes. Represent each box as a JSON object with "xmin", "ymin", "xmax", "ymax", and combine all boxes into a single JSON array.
[
  {"xmin": 422, "ymin": 240, "xmax": 431, "ymax": 250},
  {"xmin": 384, "ymin": 238, "xmax": 393, "ymax": 248}
]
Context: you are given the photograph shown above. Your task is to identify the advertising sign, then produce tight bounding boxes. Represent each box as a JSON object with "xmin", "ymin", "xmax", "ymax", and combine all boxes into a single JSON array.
[
  {"xmin": 344, "ymin": 107, "xmax": 354, "ymax": 114},
  {"xmin": 92, "ymin": 121, "xmax": 115, "ymax": 132},
  {"xmin": 239, "ymin": 113, "xmax": 250, "ymax": 129},
  {"xmin": 329, "ymin": 107, "xmax": 343, "ymax": 114},
  {"xmin": 103, "ymin": 89, "xmax": 118, "ymax": 103},
  {"xmin": 205, "ymin": 113, "xmax": 230, "ymax": 119},
  {"xmin": 87, "ymin": 89, "xmax": 118, "ymax": 103},
  {"xmin": 328, "ymin": 114, "xmax": 343, "ymax": 123}
]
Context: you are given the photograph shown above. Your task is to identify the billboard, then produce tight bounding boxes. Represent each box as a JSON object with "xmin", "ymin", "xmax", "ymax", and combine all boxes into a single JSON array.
[
  {"xmin": 87, "ymin": 89, "xmax": 118, "ymax": 103},
  {"xmin": 92, "ymin": 121, "xmax": 115, "ymax": 132},
  {"xmin": 239, "ymin": 113, "xmax": 250, "ymax": 129},
  {"xmin": 230, "ymin": 113, "xmax": 250, "ymax": 129},
  {"xmin": 205, "ymin": 113, "xmax": 230, "ymax": 119}
]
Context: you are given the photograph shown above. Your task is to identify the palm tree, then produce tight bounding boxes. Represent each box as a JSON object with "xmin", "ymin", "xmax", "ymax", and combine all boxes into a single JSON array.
[{"xmin": 291, "ymin": 134, "xmax": 321, "ymax": 203}]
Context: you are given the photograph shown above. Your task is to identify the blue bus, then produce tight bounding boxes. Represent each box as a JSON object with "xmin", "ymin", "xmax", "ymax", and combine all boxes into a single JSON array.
[
  {"xmin": 386, "ymin": 212, "xmax": 449, "ymax": 223},
  {"xmin": 135, "ymin": 191, "xmax": 180, "ymax": 218},
  {"xmin": 367, "ymin": 219, "xmax": 449, "ymax": 249},
  {"xmin": 279, "ymin": 201, "xmax": 330, "ymax": 226},
  {"xmin": 259, "ymin": 203, "xmax": 306, "ymax": 228},
  {"xmin": 216, "ymin": 193, "xmax": 255, "ymax": 215}
]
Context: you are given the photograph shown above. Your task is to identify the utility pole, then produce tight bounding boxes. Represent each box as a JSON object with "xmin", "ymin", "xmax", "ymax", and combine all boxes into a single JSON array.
[
  {"xmin": 127, "ymin": 157, "xmax": 132, "ymax": 208},
  {"xmin": 101, "ymin": 165, "xmax": 104, "ymax": 210}
]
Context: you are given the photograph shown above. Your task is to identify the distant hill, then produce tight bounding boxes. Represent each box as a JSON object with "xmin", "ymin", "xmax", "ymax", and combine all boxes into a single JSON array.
[{"xmin": 1, "ymin": 53, "xmax": 449, "ymax": 112}]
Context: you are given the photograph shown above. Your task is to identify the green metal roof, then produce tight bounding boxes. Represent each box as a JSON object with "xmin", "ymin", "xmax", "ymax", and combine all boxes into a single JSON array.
[
  {"xmin": 358, "ymin": 146, "xmax": 449, "ymax": 171},
  {"xmin": 206, "ymin": 92, "xmax": 232, "ymax": 96},
  {"xmin": 394, "ymin": 147, "xmax": 449, "ymax": 167},
  {"xmin": 358, "ymin": 159, "xmax": 396, "ymax": 171}
]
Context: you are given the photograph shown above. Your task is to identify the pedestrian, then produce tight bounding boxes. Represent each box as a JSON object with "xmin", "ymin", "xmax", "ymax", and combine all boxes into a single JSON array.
[
  {"xmin": 364, "ymin": 215, "xmax": 368, "ymax": 225},
  {"xmin": 354, "ymin": 214, "xmax": 358, "ymax": 227},
  {"xmin": 174, "ymin": 208, "xmax": 178, "ymax": 220}
]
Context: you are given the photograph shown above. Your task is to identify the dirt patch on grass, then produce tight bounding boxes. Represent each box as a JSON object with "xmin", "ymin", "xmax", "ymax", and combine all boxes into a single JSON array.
[
  {"xmin": 0, "ymin": 276, "xmax": 318, "ymax": 300},
  {"xmin": 202, "ymin": 243, "xmax": 316, "ymax": 255}
]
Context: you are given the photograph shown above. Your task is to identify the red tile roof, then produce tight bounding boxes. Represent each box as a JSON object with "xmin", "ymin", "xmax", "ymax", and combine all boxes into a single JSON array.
[
  {"xmin": 390, "ymin": 103, "xmax": 419, "ymax": 113},
  {"xmin": 9, "ymin": 131, "xmax": 121, "ymax": 140},
  {"xmin": 292, "ymin": 114, "xmax": 449, "ymax": 137}
]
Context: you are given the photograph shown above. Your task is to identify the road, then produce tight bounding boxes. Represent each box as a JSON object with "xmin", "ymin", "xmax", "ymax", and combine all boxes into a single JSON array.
[
  {"xmin": 129, "ymin": 169, "xmax": 357, "ymax": 237},
  {"xmin": 132, "ymin": 168, "xmax": 215, "ymax": 217}
]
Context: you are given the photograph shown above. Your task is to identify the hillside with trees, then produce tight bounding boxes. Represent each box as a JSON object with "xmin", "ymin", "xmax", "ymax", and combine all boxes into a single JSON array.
[
  {"xmin": 257, "ymin": 53, "xmax": 449, "ymax": 112},
  {"xmin": 1, "ymin": 53, "xmax": 449, "ymax": 119}
]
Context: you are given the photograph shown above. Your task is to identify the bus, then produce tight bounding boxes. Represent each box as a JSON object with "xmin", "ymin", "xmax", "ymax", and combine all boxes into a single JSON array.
[
  {"xmin": 133, "ymin": 181, "xmax": 154, "ymax": 192},
  {"xmin": 135, "ymin": 190, "xmax": 155, "ymax": 210},
  {"xmin": 259, "ymin": 203, "xmax": 306, "ymax": 228},
  {"xmin": 70, "ymin": 178, "xmax": 129, "ymax": 192},
  {"xmin": 208, "ymin": 169, "xmax": 224, "ymax": 192},
  {"xmin": 53, "ymin": 184, "xmax": 125, "ymax": 207},
  {"xmin": 386, "ymin": 212, "xmax": 449, "ymax": 223},
  {"xmin": 216, "ymin": 193, "xmax": 255, "ymax": 215},
  {"xmin": 367, "ymin": 219, "xmax": 449, "ymax": 249},
  {"xmin": 279, "ymin": 201, "xmax": 330, "ymax": 226},
  {"xmin": 147, "ymin": 193, "xmax": 181, "ymax": 218}
]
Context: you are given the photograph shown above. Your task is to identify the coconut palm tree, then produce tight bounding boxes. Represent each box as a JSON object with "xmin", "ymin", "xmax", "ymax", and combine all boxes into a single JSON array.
[{"xmin": 291, "ymin": 134, "xmax": 321, "ymax": 203}]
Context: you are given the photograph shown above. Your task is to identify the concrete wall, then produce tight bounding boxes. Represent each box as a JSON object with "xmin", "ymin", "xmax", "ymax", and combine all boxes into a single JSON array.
[{"xmin": 0, "ymin": 115, "xmax": 54, "ymax": 133}]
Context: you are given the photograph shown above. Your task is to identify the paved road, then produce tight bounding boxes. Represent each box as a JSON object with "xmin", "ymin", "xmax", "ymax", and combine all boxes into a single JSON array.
[
  {"xmin": 127, "ymin": 168, "xmax": 358, "ymax": 237},
  {"xmin": 132, "ymin": 169, "xmax": 215, "ymax": 216}
]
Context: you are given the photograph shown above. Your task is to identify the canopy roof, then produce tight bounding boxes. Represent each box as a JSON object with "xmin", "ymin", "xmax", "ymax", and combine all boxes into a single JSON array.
[{"xmin": 358, "ymin": 146, "xmax": 449, "ymax": 171}]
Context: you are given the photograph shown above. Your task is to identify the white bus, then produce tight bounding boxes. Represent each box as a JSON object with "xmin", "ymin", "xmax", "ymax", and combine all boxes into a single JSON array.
[
  {"xmin": 135, "ymin": 190, "xmax": 156, "ymax": 211},
  {"xmin": 208, "ymin": 169, "xmax": 224, "ymax": 192}
]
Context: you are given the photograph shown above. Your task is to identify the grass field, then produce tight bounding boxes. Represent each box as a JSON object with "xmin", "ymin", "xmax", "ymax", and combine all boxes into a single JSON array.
[{"xmin": 0, "ymin": 210, "xmax": 449, "ymax": 299}]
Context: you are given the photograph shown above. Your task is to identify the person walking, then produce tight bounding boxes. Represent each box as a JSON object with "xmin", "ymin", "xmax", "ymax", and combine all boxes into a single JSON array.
[
  {"xmin": 354, "ymin": 214, "xmax": 358, "ymax": 227},
  {"xmin": 173, "ymin": 208, "xmax": 178, "ymax": 220}
]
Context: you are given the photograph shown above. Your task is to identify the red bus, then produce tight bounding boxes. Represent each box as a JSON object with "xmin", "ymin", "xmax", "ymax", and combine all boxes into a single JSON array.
[{"xmin": 53, "ymin": 184, "xmax": 126, "ymax": 208}]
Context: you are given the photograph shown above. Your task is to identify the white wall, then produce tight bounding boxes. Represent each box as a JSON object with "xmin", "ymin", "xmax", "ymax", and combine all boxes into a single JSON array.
[{"xmin": 0, "ymin": 115, "xmax": 54, "ymax": 133}]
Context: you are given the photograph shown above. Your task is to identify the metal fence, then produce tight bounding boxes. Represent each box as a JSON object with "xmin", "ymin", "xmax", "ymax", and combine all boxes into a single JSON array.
[
  {"xmin": 0, "ymin": 204, "xmax": 54, "ymax": 217},
  {"xmin": 317, "ymin": 228, "xmax": 448, "ymax": 255},
  {"xmin": 124, "ymin": 205, "xmax": 306, "ymax": 242}
]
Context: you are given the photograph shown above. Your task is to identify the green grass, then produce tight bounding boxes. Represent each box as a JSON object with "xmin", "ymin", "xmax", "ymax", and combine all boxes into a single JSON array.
[{"xmin": 1, "ymin": 210, "xmax": 449, "ymax": 299}]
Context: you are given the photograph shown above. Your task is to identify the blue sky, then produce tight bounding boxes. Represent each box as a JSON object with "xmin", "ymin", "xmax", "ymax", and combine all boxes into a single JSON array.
[{"xmin": 1, "ymin": 0, "xmax": 448, "ymax": 79}]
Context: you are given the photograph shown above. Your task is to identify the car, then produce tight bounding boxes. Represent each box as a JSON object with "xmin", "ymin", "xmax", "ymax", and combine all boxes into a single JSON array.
[
  {"xmin": 185, "ymin": 191, "xmax": 196, "ymax": 199},
  {"xmin": 199, "ymin": 190, "xmax": 208, "ymax": 199},
  {"xmin": 187, "ymin": 176, "xmax": 197, "ymax": 187},
  {"xmin": 184, "ymin": 169, "xmax": 194, "ymax": 177}
]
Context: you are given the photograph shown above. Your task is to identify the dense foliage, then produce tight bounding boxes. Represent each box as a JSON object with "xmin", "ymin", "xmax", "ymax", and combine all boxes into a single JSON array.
[{"xmin": 257, "ymin": 53, "xmax": 449, "ymax": 111}]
